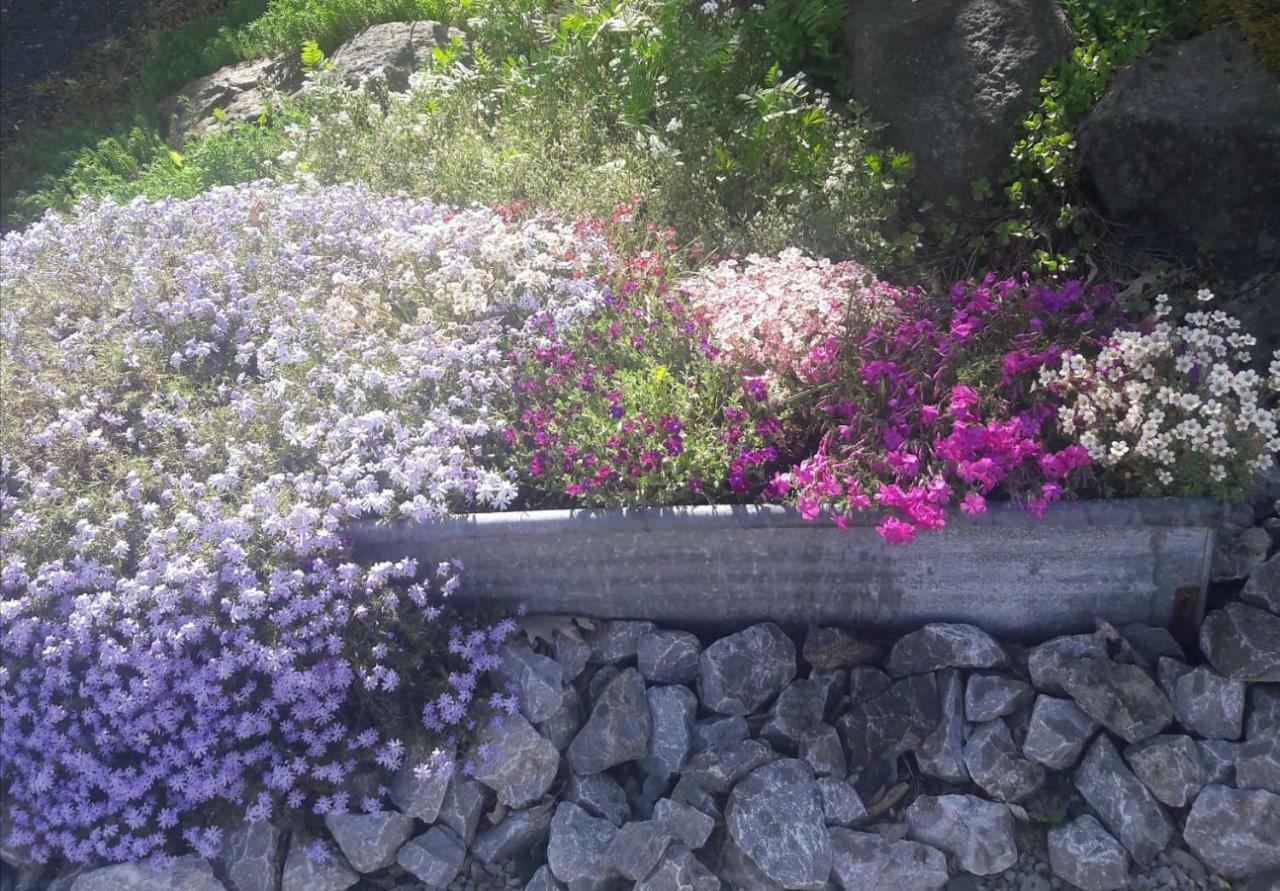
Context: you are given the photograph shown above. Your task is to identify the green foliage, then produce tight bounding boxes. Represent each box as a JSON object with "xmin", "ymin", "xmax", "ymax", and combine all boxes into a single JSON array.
[
  {"xmin": 751, "ymin": 0, "xmax": 852, "ymax": 91},
  {"xmin": 1203, "ymin": 0, "xmax": 1280, "ymax": 73}
]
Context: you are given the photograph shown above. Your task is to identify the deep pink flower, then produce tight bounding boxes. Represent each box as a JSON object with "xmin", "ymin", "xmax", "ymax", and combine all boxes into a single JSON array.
[
  {"xmin": 960, "ymin": 493, "xmax": 986, "ymax": 517},
  {"xmin": 877, "ymin": 517, "xmax": 916, "ymax": 545}
]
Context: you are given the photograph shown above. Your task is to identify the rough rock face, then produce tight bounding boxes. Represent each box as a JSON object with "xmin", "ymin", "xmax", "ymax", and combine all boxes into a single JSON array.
[
  {"xmin": 636, "ymin": 844, "xmax": 720, "ymax": 891},
  {"xmin": 474, "ymin": 714, "xmax": 561, "ymax": 807},
  {"xmin": 905, "ymin": 795, "xmax": 1017, "ymax": 876},
  {"xmin": 1123, "ymin": 735, "xmax": 1207, "ymax": 808},
  {"xmin": 547, "ymin": 803, "xmax": 618, "ymax": 886},
  {"xmin": 965, "ymin": 673, "xmax": 1034, "ymax": 722},
  {"xmin": 1079, "ymin": 27, "xmax": 1280, "ymax": 273},
  {"xmin": 214, "ymin": 820, "xmax": 283, "ymax": 891},
  {"xmin": 396, "ymin": 827, "xmax": 466, "ymax": 887},
  {"xmin": 569, "ymin": 668, "xmax": 653, "ymax": 774},
  {"xmin": 963, "ymin": 719, "xmax": 1045, "ymax": 803},
  {"xmin": 828, "ymin": 828, "xmax": 948, "ymax": 891},
  {"xmin": 1200, "ymin": 603, "xmax": 1280, "ymax": 682},
  {"xmin": 1058, "ymin": 657, "xmax": 1173, "ymax": 743},
  {"xmin": 837, "ymin": 673, "xmax": 939, "ymax": 765},
  {"xmin": 327, "ymin": 20, "xmax": 464, "ymax": 93},
  {"xmin": 886, "ymin": 623, "xmax": 1007, "ymax": 677},
  {"xmin": 323, "ymin": 812, "xmax": 415, "ymax": 873},
  {"xmin": 725, "ymin": 759, "xmax": 832, "ymax": 890},
  {"xmin": 470, "ymin": 802, "xmax": 554, "ymax": 865},
  {"xmin": 156, "ymin": 57, "xmax": 301, "ymax": 134},
  {"xmin": 637, "ymin": 631, "xmax": 702, "ymax": 684},
  {"xmin": 916, "ymin": 669, "xmax": 969, "ymax": 783},
  {"xmin": 642, "ymin": 683, "xmax": 698, "ymax": 780},
  {"xmin": 500, "ymin": 643, "xmax": 566, "ymax": 723},
  {"xmin": 70, "ymin": 857, "xmax": 228, "ymax": 891},
  {"xmin": 1046, "ymin": 815, "xmax": 1130, "ymax": 891},
  {"xmin": 1073, "ymin": 735, "xmax": 1172, "ymax": 864},
  {"xmin": 1172, "ymin": 666, "xmax": 1246, "ymax": 740},
  {"xmin": 1242, "ymin": 554, "xmax": 1280, "ymax": 615},
  {"xmin": 390, "ymin": 746, "xmax": 454, "ymax": 821},
  {"xmin": 1022, "ymin": 694, "xmax": 1097, "ymax": 769},
  {"xmin": 698, "ymin": 623, "xmax": 796, "ymax": 715},
  {"xmin": 1184, "ymin": 785, "xmax": 1280, "ymax": 880},
  {"xmin": 281, "ymin": 839, "xmax": 359, "ymax": 891},
  {"xmin": 844, "ymin": 0, "xmax": 1072, "ymax": 206},
  {"xmin": 1028, "ymin": 634, "xmax": 1106, "ymax": 695}
]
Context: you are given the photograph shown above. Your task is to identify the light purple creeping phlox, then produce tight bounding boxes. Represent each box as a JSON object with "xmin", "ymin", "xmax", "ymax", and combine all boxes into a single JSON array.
[{"xmin": 0, "ymin": 182, "xmax": 611, "ymax": 865}]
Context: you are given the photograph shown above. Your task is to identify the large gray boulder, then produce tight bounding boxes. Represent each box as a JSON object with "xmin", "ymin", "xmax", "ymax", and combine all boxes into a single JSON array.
[
  {"xmin": 1243, "ymin": 554, "xmax": 1280, "ymax": 615},
  {"xmin": 1201, "ymin": 603, "xmax": 1280, "ymax": 682},
  {"xmin": 635, "ymin": 844, "xmax": 721, "ymax": 891},
  {"xmin": 499, "ymin": 643, "xmax": 565, "ymax": 723},
  {"xmin": 156, "ymin": 57, "xmax": 300, "ymax": 134},
  {"xmin": 1123, "ymin": 734, "xmax": 1207, "ymax": 808},
  {"xmin": 726, "ymin": 759, "xmax": 832, "ymax": 890},
  {"xmin": 1184, "ymin": 785, "xmax": 1280, "ymax": 880},
  {"xmin": 1073, "ymin": 735, "xmax": 1172, "ymax": 864},
  {"xmin": 322, "ymin": 812, "xmax": 415, "ymax": 873},
  {"xmin": 844, "ymin": 0, "xmax": 1072, "ymax": 206},
  {"xmin": 1058, "ymin": 657, "xmax": 1173, "ymax": 743},
  {"xmin": 915, "ymin": 669, "xmax": 969, "ymax": 784},
  {"xmin": 1022, "ymin": 694, "xmax": 1097, "ymax": 769},
  {"xmin": 1079, "ymin": 27, "xmax": 1280, "ymax": 273},
  {"xmin": 327, "ymin": 21, "xmax": 464, "ymax": 93},
  {"xmin": 547, "ymin": 802, "xmax": 618, "ymax": 887},
  {"xmin": 698, "ymin": 623, "xmax": 797, "ymax": 715},
  {"xmin": 281, "ymin": 839, "xmax": 359, "ymax": 891},
  {"xmin": 214, "ymin": 820, "xmax": 283, "ymax": 891},
  {"xmin": 1046, "ymin": 815, "xmax": 1130, "ymax": 891},
  {"xmin": 396, "ymin": 826, "xmax": 466, "ymax": 887},
  {"xmin": 568, "ymin": 667, "xmax": 652, "ymax": 774},
  {"xmin": 886, "ymin": 623, "xmax": 1007, "ymax": 677},
  {"xmin": 471, "ymin": 802, "xmax": 555, "ymax": 865},
  {"xmin": 962, "ymin": 719, "xmax": 1045, "ymax": 803}
]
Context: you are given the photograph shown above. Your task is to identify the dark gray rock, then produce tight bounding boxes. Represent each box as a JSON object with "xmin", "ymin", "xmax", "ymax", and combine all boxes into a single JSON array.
[
  {"xmin": 214, "ymin": 820, "xmax": 282, "ymax": 891},
  {"xmin": 282, "ymin": 839, "xmax": 359, "ymax": 891},
  {"xmin": 1247, "ymin": 685, "xmax": 1280, "ymax": 737},
  {"xmin": 886, "ymin": 623, "xmax": 1007, "ymax": 677},
  {"xmin": 328, "ymin": 20, "xmax": 464, "ymax": 93},
  {"xmin": 605, "ymin": 821, "xmax": 674, "ymax": 881},
  {"xmin": 587, "ymin": 665, "xmax": 622, "ymax": 707},
  {"xmin": 1198, "ymin": 739, "xmax": 1240, "ymax": 785},
  {"xmin": 1028, "ymin": 633, "xmax": 1107, "ymax": 695},
  {"xmin": 390, "ymin": 745, "xmax": 454, "ymax": 821},
  {"xmin": 501, "ymin": 643, "xmax": 565, "ymax": 723},
  {"xmin": 547, "ymin": 803, "xmax": 618, "ymax": 886},
  {"xmin": 1156, "ymin": 656, "xmax": 1191, "ymax": 700},
  {"xmin": 1118, "ymin": 624, "xmax": 1185, "ymax": 664},
  {"xmin": 638, "ymin": 631, "xmax": 703, "ymax": 684},
  {"xmin": 802, "ymin": 627, "xmax": 884, "ymax": 671},
  {"xmin": 643, "ymin": 684, "xmax": 698, "ymax": 780},
  {"xmin": 965, "ymin": 674, "xmax": 1034, "ymax": 723},
  {"xmin": 847, "ymin": 667, "xmax": 892, "ymax": 703},
  {"xmin": 323, "ymin": 812, "xmax": 415, "ymax": 873},
  {"xmin": 1201, "ymin": 603, "xmax": 1280, "ymax": 682},
  {"xmin": 828, "ymin": 828, "xmax": 948, "ymax": 891},
  {"xmin": 837, "ymin": 674, "xmax": 940, "ymax": 767},
  {"xmin": 1124, "ymin": 735, "xmax": 1207, "ymax": 808},
  {"xmin": 798, "ymin": 724, "xmax": 846, "ymax": 778},
  {"xmin": 525, "ymin": 865, "xmax": 565, "ymax": 891},
  {"xmin": 1046, "ymin": 815, "xmax": 1130, "ymax": 891},
  {"xmin": 849, "ymin": 757, "xmax": 898, "ymax": 804},
  {"xmin": 844, "ymin": 0, "xmax": 1072, "ymax": 206},
  {"xmin": 1243, "ymin": 554, "xmax": 1280, "ymax": 616},
  {"xmin": 916, "ymin": 669, "xmax": 968, "ymax": 784},
  {"xmin": 396, "ymin": 826, "xmax": 466, "ymax": 887},
  {"xmin": 1073, "ymin": 735, "xmax": 1172, "ymax": 864},
  {"xmin": 475, "ymin": 714, "xmax": 560, "ymax": 807},
  {"xmin": 566, "ymin": 773, "xmax": 631, "ymax": 827},
  {"xmin": 1058, "ymin": 658, "xmax": 1173, "ymax": 743},
  {"xmin": 726, "ymin": 759, "xmax": 832, "ymax": 890},
  {"xmin": 653, "ymin": 798, "xmax": 716, "ymax": 850},
  {"xmin": 816, "ymin": 777, "xmax": 867, "ymax": 828},
  {"xmin": 1022, "ymin": 695, "xmax": 1097, "ymax": 769},
  {"xmin": 692, "ymin": 715, "xmax": 749, "ymax": 753},
  {"xmin": 569, "ymin": 668, "xmax": 652, "ymax": 775},
  {"xmin": 471, "ymin": 802, "xmax": 555, "ymax": 865},
  {"xmin": 962, "ymin": 720, "xmax": 1045, "ymax": 803},
  {"xmin": 540, "ymin": 686, "xmax": 585, "ymax": 752},
  {"xmin": 1237, "ymin": 729, "xmax": 1280, "ymax": 793},
  {"xmin": 683, "ymin": 739, "xmax": 777, "ymax": 794},
  {"xmin": 1173, "ymin": 666, "xmax": 1245, "ymax": 740},
  {"xmin": 587, "ymin": 621, "xmax": 657, "ymax": 664},
  {"xmin": 72, "ymin": 858, "xmax": 228, "ymax": 891},
  {"xmin": 698, "ymin": 623, "xmax": 797, "ymax": 716},
  {"xmin": 716, "ymin": 834, "xmax": 781, "ymax": 891},
  {"xmin": 759, "ymin": 679, "xmax": 831, "ymax": 754},
  {"xmin": 1213, "ymin": 526, "xmax": 1274, "ymax": 583},
  {"xmin": 905, "ymin": 795, "xmax": 1016, "ymax": 876},
  {"xmin": 671, "ymin": 776, "xmax": 722, "ymax": 820},
  {"xmin": 555, "ymin": 630, "xmax": 592, "ymax": 683},
  {"xmin": 635, "ymin": 844, "xmax": 721, "ymax": 891},
  {"xmin": 1184, "ymin": 785, "xmax": 1280, "ymax": 880},
  {"xmin": 437, "ymin": 773, "xmax": 490, "ymax": 845}
]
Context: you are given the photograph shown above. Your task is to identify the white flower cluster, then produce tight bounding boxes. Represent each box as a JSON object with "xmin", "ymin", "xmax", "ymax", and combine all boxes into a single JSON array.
[{"xmin": 1043, "ymin": 291, "xmax": 1280, "ymax": 495}]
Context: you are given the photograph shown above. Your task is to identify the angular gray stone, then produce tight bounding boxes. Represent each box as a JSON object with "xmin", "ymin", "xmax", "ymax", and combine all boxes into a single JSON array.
[
  {"xmin": 717, "ymin": 832, "xmax": 784, "ymax": 891},
  {"xmin": 1028, "ymin": 634, "xmax": 1106, "ymax": 695},
  {"xmin": 1156, "ymin": 656, "xmax": 1191, "ymax": 700},
  {"xmin": 828, "ymin": 828, "xmax": 948, "ymax": 891},
  {"xmin": 323, "ymin": 811, "xmax": 415, "ymax": 873},
  {"xmin": 157, "ymin": 57, "xmax": 301, "ymax": 134},
  {"xmin": 71, "ymin": 857, "xmax": 228, "ymax": 891},
  {"xmin": 328, "ymin": 21, "xmax": 464, "ymax": 94},
  {"xmin": 1073, "ymin": 735, "xmax": 1172, "ymax": 864},
  {"xmin": 886, "ymin": 623, "xmax": 1007, "ymax": 677},
  {"xmin": 1173, "ymin": 666, "xmax": 1245, "ymax": 740},
  {"xmin": 1118, "ymin": 624, "xmax": 1185, "ymax": 664},
  {"xmin": 539, "ymin": 685, "xmax": 585, "ymax": 751},
  {"xmin": 566, "ymin": 772, "xmax": 631, "ymax": 827},
  {"xmin": 847, "ymin": 666, "xmax": 892, "ymax": 703},
  {"xmin": 916, "ymin": 668, "xmax": 968, "ymax": 784},
  {"xmin": 475, "ymin": 714, "xmax": 560, "ymax": 807},
  {"xmin": 1058, "ymin": 658, "xmax": 1173, "ymax": 743},
  {"xmin": 653, "ymin": 798, "xmax": 716, "ymax": 850},
  {"xmin": 1247, "ymin": 685, "xmax": 1280, "ymax": 737},
  {"xmin": 569, "ymin": 668, "xmax": 652, "ymax": 774},
  {"xmin": 1185, "ymin": 785, "xmax": 1280, "ymax": 880},
  {"xmin": 547, "ymin": 802, "xmax": 618, "ymax": 886},
  {"xmin": 587, "ymin": 620, "xmax": 657, "ymax": 664},
  {"xmin": 643, "ymin": 684, "xmax": 698, "ymax": 779},
  {"xmin": 1201, "ymin": 603, "xmax": 1280, "ymax": 682},
  {"xmin": 389, "ymin": 745, "xmax": 454, "ymax": 821},
  {"xmin": 638, "ymin": 631, "xmax": 703, "ymax": 684},
  {"xmin": 698, "ymin": 623, "xmax": 797, "ymax": 716},
  {"xmin": 396, "ymin": 826, "xmax": 466, "ymax": 887},
  {"xmin": 802, "ymin": 627, "xmax": 884, "ymax": 671},
  {"xmin": 727, "ymin": 759, "xmax": 832, "ymax": 890},
  {"xmin": 837, "ymin": 674, "xmax": 940, "ymax": 767},
  {"xmin": 1046, "ymin": 815, "xmax": 1130, "ymax": 891},
  {"xmin": 471, "ymin": 801, "xmax": 555, "ymax": 864},
  {"xmin": 215, "ymin": 820, "xmax": 282, "ymax": 891},
  {"xmin": 1213, "ymin": 525, "xmax": 1274, "ymax": 583},
  {"xmin": 759, "ymin": 679, "xmax": 831, "ymax": 754},
  {"xmin": 281, "ymin": 839, "xmax": 359, "ymax": 891},
  {"xmin": 500, "ymin": 643, "xmax": 565, "ymax": 723},
  {"xmin": 962, "ymin": 720, "xmax": 1045, "ymax": 803},
  {"xmin": 692, "ymin": 715, "xmax": 749, "ymax": 753},
  {"xmin": 1124, "ymin": 735, "xmax": 1207, "ymax": 808},
  {"xmin": 798, "ymin": 724, "xmax": 846, "ymax": 778},
  {"xmin": 1237, "ymin": 729, "xmax": 1280, "ymax": 793},
  {"xmin": 683, "ymin": 739, "xmax": 777, "ymax": 794},
  {"xmin": 586, "ymin": 665, "xmax": 622, "ymax": 706},
  {"xmin": 635, "ymin": 844, "xmax": 721, "ymax": 891},
  {"xmin": 605, "ymin": 821, "xmax": 674, "ymax": 881},
  {"xmin": 554, "ymin": 630, "xmax": 592, "ymax": 683},
  {"xmin": 1243, "ymin": 554, "xmax": 1280, "ymax": 616},
  {"xmin": 525, "ymin": 865, "xmax": 565, "ymax": 891},
  {"xmin": 1198, "ymin": 739, "xmax": 1240, "ymax": 785},
  {"xmin": 965, "ymin": 674, "xmax": 1034, "ymax": 723},
  {"xmin": 905, "ymin": 794, "xmax": 1016, "ymax": 876},
  {"xmin": 671, "ymin": 776, "xmax": 722, "ymax": 820},
  {"xmin": 816, "ymin": 777, "xmax": 867, "ymax": 828},
  {"xmin": 437, "ymin": 773, "xmax": 491, "ymax": 845},
  {"xmin": 845, "ymin": 0, "xmax": 1073, "ymax": 206}
]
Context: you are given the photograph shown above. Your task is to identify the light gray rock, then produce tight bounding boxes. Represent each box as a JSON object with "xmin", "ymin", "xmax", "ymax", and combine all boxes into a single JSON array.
[
  {"xmin": 887, "ymin": 623, "xmax": 1007, "ymax": 677},
  {"xmin": 965, "ymin": 674, "xmax": 1034, "ymax": 723},
  {"xmin": 475, "ymin": 714, "xmax": 560, "ymax": 807},
  {"xmin": 643, "ymin": 684, "xmax": 698, "ymax": 779},
  {"xmin": 726, "ymin": 759, "xmax": 832, "ymax": 890},
  {"xmin": 471, "ymin": 801, "xmax": 555, "ymax": 865},
  {"xmin": 1211, "ymin": 525, "xmax": 1274, "ymax": 583},
  {"xmin": 827, "ymin": 827, "xmax": 948, "ymax": 891},
  {"xmin": 215, "ymin": 820, "xmax": 283, "ymax": 891},
  {"xmin": 816, "ymin": 777, "xmax": 867, "ymax": 828},
  {"xmin": 1201, "ymin": 603, "xmax": 1280, "ymax": 682},
  {"xmin": 587, "ymin": 620, "xmax": 657, "ymax": 664},
  {"xmin": 1027, "ymin": 633, "xmax": 1107, "ymax": 695},
  {"xmin": 327, "ymin": 20, "xmax": 464, "ymax": 93},
  {"xmin": 396, "ymin": 826, "xmax": 466, "ymax": 887},
  {"xmin": 916, "ymin": 669, "xmax": 969, "ymax": 784},
  {"xmin": 437, "ymin": 773, "xmax": 490, "ymax": 845},
  {"xmin": 635, "ymin": 844, "xmax": 722, "ymax": 891},
  {"xmin": 1198, "ymin": 739, "xmax": 1240, "ymax": 785},
  {"xmin": 554, "ymin": 630, "xmax": 592, "ymax": 683},
  {"xmin": 566, "ymin": 773, "xmax": 631, "ymax": 827},
  {"xmin": 962, "ymin": 720, "xmax": 1045, "ymax": 803},
  {"xmin": 1073, "ymin": 735, "xmax": 1172, "ymax": 864},
  {"xmin": 759, "ymin": 679, "xmax": 832, "ymax": 754},
  {"xmin": 1237, "ymin": 728, "xmax": 1280, "ymax": 793},
  {"xmin": 847, "ymin": 666, "xmax": 892, "ymax": 703},
  {"xmin": 798, "ymin": 724, "xmax": 846, "ymax": 778},
  {"xmin": 539, "ymin": 685, "xmax": 585, "ymax": 751},
  {"xmin": 500, "ymin": 643, "xmax": 565, "ymax": 723},
  {"xmin": 683, "ymin": 739, "xmax": 777, "ymax": 794},
  {"xmin": 1022, "ymin": 694, "xmax": 1097, "ymax": 769},
  {"xmin": 1184, "ymin": 785, "xmax": 1280, "ymax": 880},
  {"xmin": 653, "ymin": 798, "xmax": 716, "ymax": 850},
  {"xmin": 605, "ymin": 821, "xmax": 674, "ymax": 881},
  {"xmin": 1172, "ymin": 666, "xmax": 1245, "ymax": 740},
  {"xmin": 1123, "ymin": 735, "xmax": 1207, "ymax": 808},
  {"xmin": 698, "ymin": 623, "xmax": 797, "ymax": 716},
  {"xmin": 281, "ymin": 839, "xmax": 359, "ymax": 891},
  {"xmin": 1058, "ymin": 658, "xmax": 1173, "ymax": 743},
  {"xmin": 1243, "ymin": 554, "xmax": 1280, "ymax": 615},
  {"xmin": 1046, "ymin": 815, "xmax": 1130, "ymax": 891},
  {"xmin": 692, "ymin": 715, "xmax": 749, "ymax": 753},
  {"xmin": 525, "ymin": 865, "xmax": 565, "ymax": 891},
  {"xmin": 905, "ymin": 794, "xmax": 1017, "ymax": 876},
  {"xmin": 547, "ymin": 803, "xmax": 618, "ymax": 886},
  {"xmin": 802, "ymin": 627, "xmax": 884, "ymax": 671},
  {"xmin": 390, "ymin": 745, "xmax": 454, "ymax": 821},
  {"xmin": 323, "ymin": 812, "xmax": 415, "ymax": 873},
  {"xmin": 837, "ymin": 674, "xmax": 940, "ymax": 766},
  {"xmin": 638, "ymin": 631, "xmax": 703, "ymax": 684},
  {"xmin": 71, "ymin": 858, "xmax": 227, "ymax": 891},
  {"xmin": 569, "ymin": 668, "xmax": 652, "ymax": 774},
  {"xmin": 157, "ymin": 57, "xmax": 301, "ymax": 134}
]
